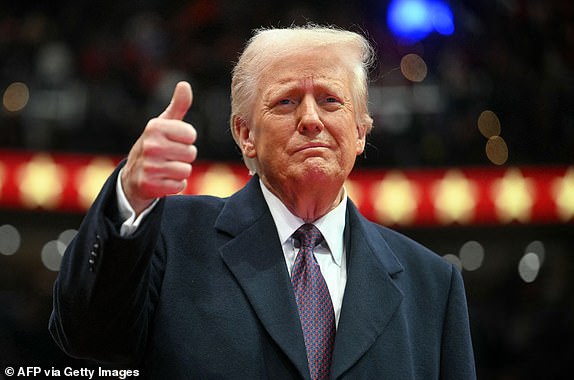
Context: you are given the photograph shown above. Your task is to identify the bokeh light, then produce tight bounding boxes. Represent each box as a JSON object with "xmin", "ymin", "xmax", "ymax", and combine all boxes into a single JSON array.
[
  {"xmin": 486, "ymin": 136, "xmax": 509, "ymax": 165},
  {"xmin": 387, "ymin": 0, "xmax": 454, "ymax": 42},
  {"xmin": 400, "ymin": 53, "xmax": 428, "ymax": 82},
  {"xmin": 0, "ymin": 224, "xmax": 21, "ymax": 255},
  {"xmin": 477, "ymin": 110, "xmax": 501, "ymax": 138},
  {"xmin": 3, "ymin": 82, "xmax": 30, "ymax": 112},
  {"xmin": 525, "ymin": 240, "xmax": 545, "ymax": 265},
  {"xmin": 38, "ymin": 229, "xmax": 77, "ymax": 271},
  {"xmin": 430, "ymin": 1, "xmax": 455, "ymax": 35},
  {"xmin": 443, "ymin": 253, "xmax": 462, "ymax": 271},
  {"xmin": 478, "ymin": 110, "xmax": 509, "ymax": 165},
  {"xmin": 388, "ymin": 0, "xmax": 432, "ymax": 42},
  {"xmin": 41, "ymin": 240, "xmax": 66, "ymax": 271},
  {"xmin": 518, "ymin": 252, "xmax": 540, "ymax": 283},
  {"xmin": 58, "ymin": 229, "xmax": 77, "ymax": 246},
  {"xmin": 459, "ymin": 240, "xmax": 485, "ymax": 271}
]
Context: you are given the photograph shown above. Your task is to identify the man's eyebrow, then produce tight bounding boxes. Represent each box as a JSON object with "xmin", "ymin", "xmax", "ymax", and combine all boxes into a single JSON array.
[{"xmin": 263, "ymin": 77, "xmax": 346, "ymax": 97}]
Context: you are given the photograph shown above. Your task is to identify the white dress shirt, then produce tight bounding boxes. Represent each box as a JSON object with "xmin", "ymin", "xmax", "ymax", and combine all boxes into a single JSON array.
[
  {"xmin": 116, "ymin": 173, "xmax": 348, "ymax": 325},
  {"xmin": 258, "ymin": 180, "xmax": 347, "ymax": 326}
]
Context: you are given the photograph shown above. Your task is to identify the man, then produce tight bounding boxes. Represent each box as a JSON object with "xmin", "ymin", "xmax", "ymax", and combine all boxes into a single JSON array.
[{"xmin": 50, "ymin": 26, "xmax": 476, "ymax": 379}]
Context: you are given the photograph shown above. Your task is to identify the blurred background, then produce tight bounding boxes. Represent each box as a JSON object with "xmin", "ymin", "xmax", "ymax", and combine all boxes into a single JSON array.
[{"xmin": 1, "ymin": 0, "xmax": 573, "ymax": 379}]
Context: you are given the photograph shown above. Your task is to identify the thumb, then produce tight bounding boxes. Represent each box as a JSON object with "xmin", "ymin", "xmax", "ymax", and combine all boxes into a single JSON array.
[{"xmin": 159, "ymin": 81, "xmax": 193, "ymax": 120}]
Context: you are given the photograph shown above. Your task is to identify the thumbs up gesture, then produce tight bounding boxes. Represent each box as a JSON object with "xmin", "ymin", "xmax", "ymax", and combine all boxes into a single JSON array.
[{"xmin": 121, "ymin": 81, "xmax": 197, "ymax": 215}]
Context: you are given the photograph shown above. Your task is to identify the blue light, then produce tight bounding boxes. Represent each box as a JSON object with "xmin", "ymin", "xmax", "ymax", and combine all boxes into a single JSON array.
[
  {"xmin": 387, "ymin": 0, "xmax": 455, "ymax": 42},
  {"xmin": 387, "ymin": 0, "xmax": 433, "ymax": 41},
  {"xmin": 430, "ymin": 1, "xmax": 455, "ymax": 35}
]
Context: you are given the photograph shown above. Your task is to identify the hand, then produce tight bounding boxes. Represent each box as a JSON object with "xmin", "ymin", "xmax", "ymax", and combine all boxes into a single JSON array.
[{"xmin": 121, "ymin": 81, "xmax": 197, "ymax": 215}]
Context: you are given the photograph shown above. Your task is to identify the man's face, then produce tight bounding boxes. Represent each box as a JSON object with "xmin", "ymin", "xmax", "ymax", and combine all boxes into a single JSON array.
[{"xmin": 242, "ymin": 48, "xmax": 366, "ymax": 195}]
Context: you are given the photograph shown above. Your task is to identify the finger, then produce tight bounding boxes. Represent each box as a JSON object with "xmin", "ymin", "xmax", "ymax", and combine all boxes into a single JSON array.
[
  {"xmin": 139, "ymin": 161, "xmax": 192, "ymax": 194},
  {"xmin": 159, "ymin": 81, "xmax": 193, "ymax": 121},
  {"xmin": 157, "ymin": 161, "xmax": 193, "ymax": 181},
  {"xmin": 158, "ymin": 178, "xmax": 188, "ymax": 195},
  {"xmin": 161, "ymin": 120, "xmax": 197, "ymax": 145},
  {"xmin": 144, "ymin": 118, "xmax": 197, "ymax": 146},
  {"xmin": 142, "ymin": 178, "xmax": 188, "ymax": 198},
  {"xmin": 143, "ymin": 140, "xmax": 197, "ymax": 165},
  {"xmin": 163, "ymin": 143, "xmax": 198, "ymax": 164}
]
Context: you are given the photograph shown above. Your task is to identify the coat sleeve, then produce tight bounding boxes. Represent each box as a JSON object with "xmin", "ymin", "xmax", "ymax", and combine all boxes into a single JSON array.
[
  {"xmin": 440, "ymin": 265, "xmax": 477, "ymax": 380},
  {"xmin": 48, "ymin": 163, "xmax": 166, "ymax": 365}
]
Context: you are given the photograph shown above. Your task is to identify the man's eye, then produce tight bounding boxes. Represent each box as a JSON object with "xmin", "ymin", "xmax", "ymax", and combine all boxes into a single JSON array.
[
  {"xmin": 325, "ymin": 97, "xmax": 339, "ymax": 103},
  {"xmin": 277, "ymin": 99, "xmax": 293, "ymax": 105}
]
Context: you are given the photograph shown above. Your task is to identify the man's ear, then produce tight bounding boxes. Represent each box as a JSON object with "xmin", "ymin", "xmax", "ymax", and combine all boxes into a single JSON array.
[
  {"xmin": 233, "ymin": 116, "xmax": 257, "ymax": 158},
  {"xmin": 356, "ymin": 124, "xmax": 366, "ymax": 155}
]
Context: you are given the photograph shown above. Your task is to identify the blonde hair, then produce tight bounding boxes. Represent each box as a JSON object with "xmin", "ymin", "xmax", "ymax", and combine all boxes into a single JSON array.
[{"xmin": 230, "ymin": 25, "xmax": 375, "ymax": 173}]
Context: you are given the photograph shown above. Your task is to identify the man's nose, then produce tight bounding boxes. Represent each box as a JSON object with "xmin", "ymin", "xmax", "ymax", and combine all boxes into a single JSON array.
[{"xmin": 297, "ymin": 96, "xmax": 324, "ymax": 135}]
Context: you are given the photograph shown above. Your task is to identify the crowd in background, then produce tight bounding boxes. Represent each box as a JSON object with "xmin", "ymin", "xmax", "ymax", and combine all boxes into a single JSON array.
[{"xmin": 1, "ymin": 0, "xmax": 572, "ymax": 166}]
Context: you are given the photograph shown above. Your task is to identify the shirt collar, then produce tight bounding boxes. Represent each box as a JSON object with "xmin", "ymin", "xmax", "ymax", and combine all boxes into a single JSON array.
[{"xmin": 259, "ymin": 179, "xmax": 347, "ymax": 266}]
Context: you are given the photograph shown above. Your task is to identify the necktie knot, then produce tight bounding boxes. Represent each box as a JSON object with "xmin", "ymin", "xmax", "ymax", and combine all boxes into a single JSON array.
[{"xmin": 294, "ymin": 223, "xmax": 323, "ymax": 250}]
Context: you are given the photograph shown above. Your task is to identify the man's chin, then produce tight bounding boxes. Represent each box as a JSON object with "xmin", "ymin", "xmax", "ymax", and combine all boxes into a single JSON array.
[{"xmin": 296, "ymin": 160, "xmax": 344, "ymax": 183}]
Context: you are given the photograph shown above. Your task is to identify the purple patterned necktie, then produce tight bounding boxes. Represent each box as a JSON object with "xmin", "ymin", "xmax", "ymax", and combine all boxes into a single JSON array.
[{"xmin": 291, "ymin": 223, "xmax": 335, "ymax": 380}]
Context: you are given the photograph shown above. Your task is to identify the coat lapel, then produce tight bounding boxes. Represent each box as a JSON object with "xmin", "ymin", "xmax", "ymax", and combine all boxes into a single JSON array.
[
  {"xmin": 215, "ymin": 176, "xmax": 310, "ymax": 379},
  {"xmin": 214, "ymin": 178, "xmax": 405, "ymax": 379},
  {"xmin": 330, "ymin": 203, "xmax": 405, "ymax": 379}
]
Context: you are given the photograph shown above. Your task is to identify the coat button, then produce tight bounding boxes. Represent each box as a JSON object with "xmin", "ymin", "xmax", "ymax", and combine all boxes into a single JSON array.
[{"xmin": 89, "ymin": 234, "xmax": 102, "ymax": 271}]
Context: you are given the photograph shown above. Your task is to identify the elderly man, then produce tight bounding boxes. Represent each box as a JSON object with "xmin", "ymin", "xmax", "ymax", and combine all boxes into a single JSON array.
[{"xmin": 50, "ymin": 26, "xmax": 476, "ymax": 379}]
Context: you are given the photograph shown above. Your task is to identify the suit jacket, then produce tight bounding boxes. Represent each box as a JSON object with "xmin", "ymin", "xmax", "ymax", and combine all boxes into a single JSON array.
[{"xmin": 49, "ymin": 165, "xmax": 476, "ymax": 379}]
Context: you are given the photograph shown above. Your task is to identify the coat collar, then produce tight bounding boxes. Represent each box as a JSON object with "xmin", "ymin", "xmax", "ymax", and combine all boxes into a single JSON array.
[{"xmin": 215, "ymin": 175, "xmax": 405, "ymax": 379}]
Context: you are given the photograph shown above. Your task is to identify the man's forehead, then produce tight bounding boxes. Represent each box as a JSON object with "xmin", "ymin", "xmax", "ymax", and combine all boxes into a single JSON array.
[
  {"xmin": 265, "ymin": 46, "xmax": 347, "ymax": 68},
  {"xmin": 259, "ymin": 51, "xmax": 350, "ymax": 86}
]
